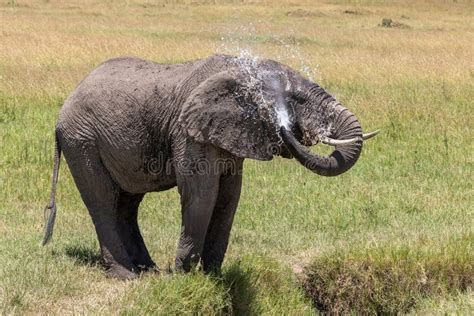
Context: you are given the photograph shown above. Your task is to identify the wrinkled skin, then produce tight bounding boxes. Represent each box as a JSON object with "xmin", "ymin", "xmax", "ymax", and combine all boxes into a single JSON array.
[{"xmin": 43, "ymin": 55, "xmax": 367, "ymax": 280}]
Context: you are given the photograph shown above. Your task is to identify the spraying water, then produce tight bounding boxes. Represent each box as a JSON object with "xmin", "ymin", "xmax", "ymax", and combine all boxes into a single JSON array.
[
  {"xmin": 276, "ymin": 103, "xmax": 291, "ymax": 130},
  {"xmin": 268, "ymin": 76, "xmax": 291, "ymax": 130},
  {"xmin": 216, "ymin": 25, "xmax": 335, "ymax": 138}
]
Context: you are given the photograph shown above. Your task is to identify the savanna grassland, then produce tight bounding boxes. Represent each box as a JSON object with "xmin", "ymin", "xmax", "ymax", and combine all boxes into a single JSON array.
[{"xmin": 1, "ymin": 0, "xmax": 473, "ymax": 314}]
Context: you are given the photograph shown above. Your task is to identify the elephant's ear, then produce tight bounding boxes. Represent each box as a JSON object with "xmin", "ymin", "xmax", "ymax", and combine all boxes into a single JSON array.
[{"xmin": 179, "ymin": 70, "xmax": 274, "ymax": 160}]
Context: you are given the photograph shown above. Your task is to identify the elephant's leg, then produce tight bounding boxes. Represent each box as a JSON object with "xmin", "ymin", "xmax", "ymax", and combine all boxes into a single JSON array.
[
  {"xmin": 202, "ymin": 165, "xmax": 243, "ymax": 273},
  {"xmin": 175, "ymin": 173, "xmax": 220, "ymax": 272},
  {"xmin": 116, "ymin": 192, "xmax": 156, "ymax": 272},
  {"xmin": 64, "ymin": 145, "xmax": 138, "ymax": 280}
]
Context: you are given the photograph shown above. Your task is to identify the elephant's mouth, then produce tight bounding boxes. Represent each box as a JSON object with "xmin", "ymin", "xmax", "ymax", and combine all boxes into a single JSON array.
[{"xmin": 279, "ymin": 105, "xmax": 379, "ymax": 177}]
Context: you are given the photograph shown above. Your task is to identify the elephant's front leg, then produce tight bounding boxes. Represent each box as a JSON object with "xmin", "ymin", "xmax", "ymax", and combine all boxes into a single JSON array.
[
  {"xmin": 175, "ymin": 173, "xmax": 220, "ymax": 272},
  {"xmin": 202, "ymin": 162, "xmax": 243, "ymax": 273}
]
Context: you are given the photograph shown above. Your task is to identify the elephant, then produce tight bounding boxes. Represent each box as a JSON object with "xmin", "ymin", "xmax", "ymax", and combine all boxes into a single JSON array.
[{"xmin": 42, "ymin": 54, "xmax": 378, "ymax": 280}]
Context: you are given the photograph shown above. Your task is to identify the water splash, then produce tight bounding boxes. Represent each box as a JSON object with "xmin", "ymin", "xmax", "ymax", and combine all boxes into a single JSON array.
[
  {"xmin": 275, "ymin": 102, "xmax": 291, "ymax": 130},
  {"xmin": 220, "ymin": 45, "xmax": 293, "ymax": 131},
  {"xmin": 216, "ymin": 22, "xmax": 319, "ymax": 82},
  {"xmin": 215, "ymin": 24, "xmax": 334, "ymax": 138},
  {"xmin": 268, "ymin": 75, "xmax": 291, "ymax": 130}
]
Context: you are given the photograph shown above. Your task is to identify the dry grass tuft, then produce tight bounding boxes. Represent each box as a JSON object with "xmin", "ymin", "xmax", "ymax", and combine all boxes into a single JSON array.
[{"xmin": 379, "ymin": 18, "xmax": 411, "ymax": 29}]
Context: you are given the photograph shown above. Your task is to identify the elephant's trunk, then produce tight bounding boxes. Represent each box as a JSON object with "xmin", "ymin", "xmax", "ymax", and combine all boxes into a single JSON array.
[{"xmin": 280, "ymin": 105, "xmax": 363, "ymax": 177}]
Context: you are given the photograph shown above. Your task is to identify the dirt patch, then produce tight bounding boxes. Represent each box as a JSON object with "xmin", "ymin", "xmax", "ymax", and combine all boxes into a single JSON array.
[
  {"xmin": 287, "ymin": 247, "xmax": 326, "ymax": 282},
  {"xmin": 286, "ymin": 9, "xmax": 323, "ymax": 18},
  {"xmin": 379, "ymin": 18, "xmax": 411, "ymax": 29},
  {"xmin": 343, "ymin": 9, "xmax": 370, "ymax": 15}
]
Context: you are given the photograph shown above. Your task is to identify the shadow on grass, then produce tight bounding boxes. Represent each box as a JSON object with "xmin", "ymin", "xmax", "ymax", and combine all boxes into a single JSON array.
[
  {"xmin": 218, "ymin": 256, "xmax": 312, "ymax": 314},
  {"xmin": 221, "ymin": 262, "xmax": 259, "ymax": 314},
  {"xmin": 64, "ymin": 244, "xmax": 102, "ymax": 267}
]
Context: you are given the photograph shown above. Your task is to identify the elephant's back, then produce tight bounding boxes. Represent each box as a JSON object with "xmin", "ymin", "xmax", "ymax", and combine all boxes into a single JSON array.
[
  {"xmin": 63, "ymin": 57, "xmax": 183, "ymax": 112},
  {"xmin": 58, "ymin": 57, "xmax": 179, "ymax": 140},
  {"xmin": 56, "ymin": 55, "xmax": 232, "ymax": 141},
  {"xmin": 82, "ymin": 56, "xmax": 190, "ymax": 93}
]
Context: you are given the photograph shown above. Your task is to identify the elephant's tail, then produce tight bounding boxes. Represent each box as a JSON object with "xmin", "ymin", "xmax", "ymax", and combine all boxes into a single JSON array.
[{"xmin": 42, "ymin": 131, "xmax": 61, "ymax": 246}]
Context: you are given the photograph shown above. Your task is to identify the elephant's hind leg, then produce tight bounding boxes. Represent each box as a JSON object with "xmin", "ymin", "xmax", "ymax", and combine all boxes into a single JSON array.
[
  {"xmin": 63, "ymin": 145, "xmax": 138, "ymax": 280},
  {"xmin": 116, "ymin": 192, "xmax": 156, "ymax": 272}
]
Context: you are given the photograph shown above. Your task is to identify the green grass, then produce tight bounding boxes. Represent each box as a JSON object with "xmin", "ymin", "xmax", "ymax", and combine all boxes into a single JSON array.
[
  {"xmin": 1, "ymin": 0, "xmax": 473, "ymax": 314},
  {"xmin": 121, "ymin": 256, "xmax": 312, "ymax": 314}
]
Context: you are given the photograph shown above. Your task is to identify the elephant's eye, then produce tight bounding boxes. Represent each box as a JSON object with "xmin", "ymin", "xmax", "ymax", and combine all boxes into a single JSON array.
[{"xmin": 285, "ymin": 96, "xmax": 296, "ymax": 110}]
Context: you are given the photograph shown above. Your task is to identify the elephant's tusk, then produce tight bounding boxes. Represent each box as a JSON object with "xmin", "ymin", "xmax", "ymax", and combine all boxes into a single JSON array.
[
  {"xmin": 362, "ymin": 130, "xmax": 380, "ymax": 140},
  {"xmin": 320, "ymin": 130, "xmax": 380, "ymax": 146},
  {"xmin": 320, "ymin": 136, "xmax": 361, "ymax": 146}
]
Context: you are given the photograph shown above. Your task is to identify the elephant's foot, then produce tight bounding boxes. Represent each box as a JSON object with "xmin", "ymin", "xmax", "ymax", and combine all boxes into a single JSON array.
[
  {"xmin": 105, "ymin": 263, "xmax": 139, "ymax": 280},
  {"xmin": 135, "ymin": 260, "xmax": 158, "ymax": 273},
  {"xmin": 130, "ymin": 247, "xmax": 157, "ymax": 273},
  {"xmin": 175, "ymin": 250, "xmax": 203, "ymax": 273},
  {"xmin": 202, "ymin": 260, "xmax": 223, "ymax": 275}
]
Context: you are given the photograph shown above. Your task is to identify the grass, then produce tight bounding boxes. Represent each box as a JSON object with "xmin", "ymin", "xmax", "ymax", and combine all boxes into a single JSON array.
[
  {"xmin": 121, "ymin": 256, "xmax": 312, "ymax": 314},
  {"xmin": 0, "ymin": 0, "xmax": 473, "ymax": 314},
  {"xmin": 304, "ymin": 235, "xmax": 473, "ymax": 314}
]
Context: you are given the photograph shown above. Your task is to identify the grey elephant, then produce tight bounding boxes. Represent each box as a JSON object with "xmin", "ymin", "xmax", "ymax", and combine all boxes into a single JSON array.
[{"xmin": 42, "ymin": 54, "xmax": 377, "ymax": 279}]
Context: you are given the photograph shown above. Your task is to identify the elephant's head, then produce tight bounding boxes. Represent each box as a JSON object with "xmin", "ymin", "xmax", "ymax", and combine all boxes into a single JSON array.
[{"xmin": 179, "ymin": 56, "xmax": 378, "ymax": 176}]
